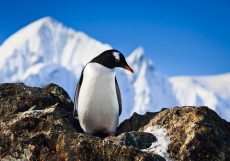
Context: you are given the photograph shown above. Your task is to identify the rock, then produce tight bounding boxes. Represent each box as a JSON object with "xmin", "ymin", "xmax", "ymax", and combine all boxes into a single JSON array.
[
  {"xmin": 0, "ymin": 110, "xmax": 162, "ymax": 161},
  {"xmin": 1, "ymin": 83, "xmax": 230, "ymax": 161},
  {"xmin": 117, "ymin": 112, "xmax": 158, "ymax": 135},
  {"xmin": 119, "ymin": 106, "xmax": 230, "ymax": 161},
  {"xmin": 0, "ymin": 83, "xmax": 164, "ymax": 161},
  {"xmin": 114, "ymin": 131, "xmax": 157, "ymax": 149},
  {"xmin": 0, "ymin": 83, "xmax": 73, "ymax": 117}
]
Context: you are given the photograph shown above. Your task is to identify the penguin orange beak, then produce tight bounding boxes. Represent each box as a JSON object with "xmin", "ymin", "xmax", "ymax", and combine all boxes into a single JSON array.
[{"xmin": 124, "ymin": 65, "xmax": 134, "ymax": 73}]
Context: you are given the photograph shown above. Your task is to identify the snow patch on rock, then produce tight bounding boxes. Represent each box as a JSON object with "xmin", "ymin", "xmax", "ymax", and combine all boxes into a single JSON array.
[{"xmin": 143, "ymin": 126, "xmax": 171, "ymax": 161}]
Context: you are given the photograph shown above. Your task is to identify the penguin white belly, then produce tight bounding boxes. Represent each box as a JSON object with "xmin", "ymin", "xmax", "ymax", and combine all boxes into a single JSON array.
[{"xmin": 78, "ymin": 63, "xmax": 119, "ymax": 134}]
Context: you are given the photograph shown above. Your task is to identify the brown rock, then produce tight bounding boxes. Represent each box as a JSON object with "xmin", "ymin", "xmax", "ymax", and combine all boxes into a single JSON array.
[
  {"xmin": 0, "ymin": 83, "xmax": 164, "ymax": 161},
  {"xmin": 0, "ymin": 83, "xmax": 73, "ymax": 117},
  {"xmin": 138, "ymin": 106, "xmax": 230, "ymax": 161},
  {"xmin": 114, "ymin": 131, "xmax": 157, "ymax": 149},
  {"xmin": 117, "ymin": 112, "xmax": 158, "ymax": 135},
  {"xmin": 1, "ymin": 83, "xmax": 229, "ymax": 161}
]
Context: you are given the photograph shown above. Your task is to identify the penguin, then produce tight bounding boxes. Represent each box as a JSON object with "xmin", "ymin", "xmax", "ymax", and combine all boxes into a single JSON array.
[{"xmin": 73, "ymin": 49, "xmax": 133, "ymax": 137}]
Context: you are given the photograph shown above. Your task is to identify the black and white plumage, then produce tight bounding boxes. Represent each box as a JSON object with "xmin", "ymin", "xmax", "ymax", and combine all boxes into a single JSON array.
[{"xmin": 74, "ymin": 49, "xmax": 133, "ymax": 137}]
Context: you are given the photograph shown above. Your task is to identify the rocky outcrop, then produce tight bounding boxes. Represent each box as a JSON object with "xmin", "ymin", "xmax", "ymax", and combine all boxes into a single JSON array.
[
  {"xmin": 119, "ymin": 107, "xmax": 230, "ymax": 161},
  {"xmin": 0, "ymin": 83, "xmax": 230, "ymax": 161},
  {"xmin": 0, "ymin": 83, "xmax": 73, "ymax": 117},
  {"xmin": 0, "ymin": 83, "xmax": 163, "ymax": 161}
]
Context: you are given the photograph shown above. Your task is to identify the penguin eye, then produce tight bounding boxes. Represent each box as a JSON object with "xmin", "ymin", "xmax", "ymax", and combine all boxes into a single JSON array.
[
  {"xmin": 115, "ymin": 58, "xmax": 120, "ymax": 62},
  {"xmin": 113, "ymin": 51, "xmax": 120, "ymax": 62}
]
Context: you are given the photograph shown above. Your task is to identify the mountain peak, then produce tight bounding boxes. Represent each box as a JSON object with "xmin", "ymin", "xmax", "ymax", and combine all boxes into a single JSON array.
[
  {"xmin": 127, "ymin": 47, "xmax": 155, "ymax": 74},
  {"xmin": 35, "ymin": 16, "xmax": 56, "ymax": 23},
  {"xmin": 0, "ymin": 17, "xmax": 62, "ymax": 50},
  {"xmin": 30, "ymin": 16, "xmax": 62, "ymax": 29},
  {"xmin": 127, "ymin": 47, "xmax": 144, "ymax": 63},
  {"xmin": 0, "ymin": 16, "xmax": 110, "ymax": 75},
  {"xmin": 1, "ymin": 17, "xmax": 229, "ymax": 123}
]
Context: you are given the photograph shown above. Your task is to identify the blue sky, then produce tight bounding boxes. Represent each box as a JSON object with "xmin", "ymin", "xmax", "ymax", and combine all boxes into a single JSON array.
[{"xmin": 0, "ymin": 0, "xmax": 229, "ymax": 76}]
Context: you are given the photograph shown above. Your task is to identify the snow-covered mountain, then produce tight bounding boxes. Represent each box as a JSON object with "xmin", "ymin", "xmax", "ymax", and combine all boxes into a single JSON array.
[
  {"xmin": 170, "ymin": 73, "xmax": 230, "ymax": 121},
  {"xmin": 0, "ymin": 17, "xmax": 229, "ymax": 121},
  {"xmin": 0, "ymin": 17, "xmax": 177, "ymax": 121}
]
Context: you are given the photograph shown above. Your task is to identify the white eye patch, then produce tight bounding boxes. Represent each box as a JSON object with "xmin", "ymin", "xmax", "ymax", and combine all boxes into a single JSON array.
[{"xmin": 113, "ymin": 51, "xmax": 120, "ymax": 61}]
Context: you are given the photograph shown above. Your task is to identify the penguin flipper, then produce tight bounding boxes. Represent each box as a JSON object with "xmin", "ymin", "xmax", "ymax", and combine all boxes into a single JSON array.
[
  {"xmin": 73, "ymin": 67, "xmax": 85, "ymax": 117},
  {"xmin": 115, "ymin": 77, "xmax": 122, "ymax": 116}
]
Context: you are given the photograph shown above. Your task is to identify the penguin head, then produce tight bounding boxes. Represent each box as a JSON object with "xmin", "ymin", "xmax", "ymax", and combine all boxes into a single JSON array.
[{"xmin": 91, "ymin": 49, "xmax": 134, "ymax": 73}]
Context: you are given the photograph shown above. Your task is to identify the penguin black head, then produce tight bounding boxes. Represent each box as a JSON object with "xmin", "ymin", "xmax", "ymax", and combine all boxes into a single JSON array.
[{"xmin": 90, "ymin": 49, "xmax": 134, "ymax": 73}]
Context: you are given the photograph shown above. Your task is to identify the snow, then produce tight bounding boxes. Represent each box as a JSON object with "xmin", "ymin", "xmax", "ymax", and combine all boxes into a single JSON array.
[
  {"xmin": 0, "ymin": 16, "xmax": 229, "ymax": 122},
  {"xmin": 170, "ymin": 73, "xmax": 230, "ymax": 121},
  {"xmin": 127, "ymin": 48, "xmax": 178, "ymax": 115},
  {"xmin": 0, "ymin": 17, "xmax": 179, "ymax": 122},
  {"xmin": 143, "ymin": 126, "xmax": 171, "ymax": 161},
  {"xmin": 0, "ymin": 17, "xmax": 111, "ymax": 81},
  {"xmin": 21, "ymin": 63, "xmax": 77, "ymax": 98}
]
